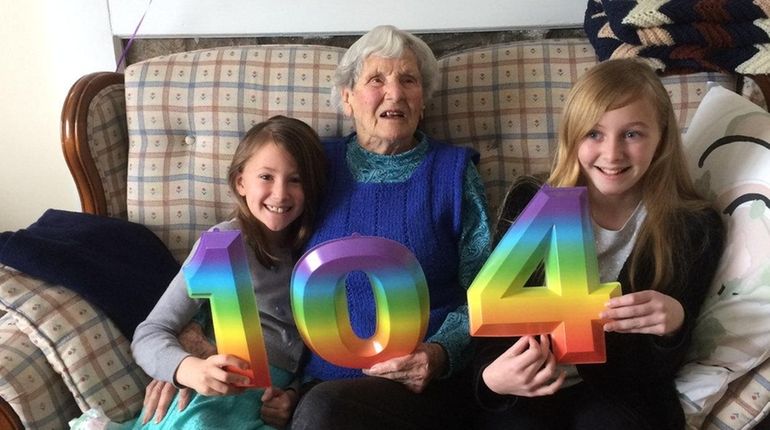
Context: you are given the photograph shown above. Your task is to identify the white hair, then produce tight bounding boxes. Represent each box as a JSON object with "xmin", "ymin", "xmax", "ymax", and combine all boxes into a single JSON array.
[{"xmin": 331, "ymin": 25, "xmax": 439, "ymax": 110}]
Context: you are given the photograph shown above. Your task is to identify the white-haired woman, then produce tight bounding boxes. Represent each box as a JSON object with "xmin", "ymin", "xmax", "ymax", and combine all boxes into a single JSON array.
[{"xmin": 290, "ymin": 25, "xmax": 491, "ymax": 430}]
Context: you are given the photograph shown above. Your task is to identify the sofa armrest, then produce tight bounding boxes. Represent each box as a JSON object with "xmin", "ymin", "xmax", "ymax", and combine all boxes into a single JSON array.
[
  {"xmin": 745, "ymin": 75, "xmax": 770, "ymax": 109},
  {"xmin": 0, "ymin": 313, "xmax": 80, "ymax": 430},
  {"xmin": 702, "ymin": 356, "xmax": 770, "ymax": 429},
  {"xmin": 61, "ymin": 71, "xmax": 128, "ymax": 219},
  {"xmin": 0, "ymin": 401, "xmax": 23, "ymax": 430},
  {"xmin": 0, "ymin": 265, "xmax": 149, "ymax": 426}
]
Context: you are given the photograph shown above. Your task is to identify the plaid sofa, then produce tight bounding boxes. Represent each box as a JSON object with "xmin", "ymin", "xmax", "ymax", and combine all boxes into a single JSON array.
[{"xmin": 0, "ymin": 39, "xmax": 767, "ymax": 429}]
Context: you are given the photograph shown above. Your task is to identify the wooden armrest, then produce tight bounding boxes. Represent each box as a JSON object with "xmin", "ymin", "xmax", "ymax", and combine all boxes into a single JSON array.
[
  {"xmin": 61, "ymin": 72, "xmax": 125, "ymax": 216},
  {"xmin": 0, "ymin": 400, "xmax": 23, "ymax": 430},
  {"xmin": 746, "ymin": 74, "xmax": 770, "ymax": 108}
]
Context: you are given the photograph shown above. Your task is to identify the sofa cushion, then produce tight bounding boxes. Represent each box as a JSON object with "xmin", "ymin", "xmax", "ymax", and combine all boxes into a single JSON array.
[
  {"xmin": 0, "ymin": 266, "xmax": 149, "ymax": 423},
  {"xmin": 677, "ymin": 85, "xmax": 770, "ymax": 429},
  {"xmin": 0, "ymin": 313, "xmax": 79, "ymax": 430},
  {"xmin": 705, "ymin": 358, "xmax": 770, "ymax": 430},
  {"xmin": 422, "ymin": 38, "xmax": 737, "ymax": 217},
  {"xmin": 124, "ymin": 45, "xmax": 355, "ymax": 261}
]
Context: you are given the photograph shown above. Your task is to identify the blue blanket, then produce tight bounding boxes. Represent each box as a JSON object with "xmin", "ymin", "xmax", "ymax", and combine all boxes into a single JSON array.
[{"xmin": 0, "ymin": 209, "xmax": 180, "ymax": 339}]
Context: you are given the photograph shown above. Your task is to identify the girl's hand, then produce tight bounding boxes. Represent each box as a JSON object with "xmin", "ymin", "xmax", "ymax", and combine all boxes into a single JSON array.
[
  {"xmin": 481, "ymin": 335, "xmax": 565, "ymax": 397},
  {"xmin": 600, "ymin": 290, "xmax": 684, "ymax": 336},
  {"xmin": 174, "ymin": 354, "xmax": 250, "ymax": 396},
  {"xmin": 260, "ymin": 386, "xmax": 299, "ymax": 429},
  {"xmin": 362, "ymin": 342, "xmax": 446, "ymax": 393}
]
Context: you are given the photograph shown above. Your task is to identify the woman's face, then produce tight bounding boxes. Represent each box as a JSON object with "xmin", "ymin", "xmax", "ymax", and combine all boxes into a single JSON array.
[
  {"xmin": 341, "ymin": 49, "xmax": 424, "ymax": 154},
  {"xmin": 577, "ymin": 98, "xmax": 661, "ymax": 208}
]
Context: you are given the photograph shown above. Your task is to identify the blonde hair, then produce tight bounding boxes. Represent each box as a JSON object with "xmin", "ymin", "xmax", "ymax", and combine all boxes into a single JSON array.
[
  {"xmin": 228, "ymin": 116, "xmax": 325, "ymax": 267},
  {"xmin": 548, "ymin": 59, "xmax": 710, "ymax": 294}
]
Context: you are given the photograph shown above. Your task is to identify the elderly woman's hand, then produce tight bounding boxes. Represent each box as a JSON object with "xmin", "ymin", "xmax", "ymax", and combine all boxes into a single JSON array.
[
  {"xmin": 260, "ymin": 386, "xmax": 299, "ymax": 429},
  {"xmin": 178, "ymin": 320, "xmax": 218, "ymax": 358},
  {"xmin": 362, "ymin": 343, "xmax": 447, "ymax": 393}
]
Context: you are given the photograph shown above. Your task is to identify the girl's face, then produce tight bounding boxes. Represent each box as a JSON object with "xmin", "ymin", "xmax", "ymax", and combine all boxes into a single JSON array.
[
  {"xmin": 236, "ymin": 140, "xmax": 305, "ymax": 240},
  {"xmin": 577, "ymin": 98, "xmax": 662, "ymax": 207}
]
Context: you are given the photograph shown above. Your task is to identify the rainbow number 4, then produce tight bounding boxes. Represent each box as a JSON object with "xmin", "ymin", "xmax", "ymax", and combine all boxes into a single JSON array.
[
  {"xmin": 291, "ymin": 235, "xmax": 429, "ymax": 369},
  {"xmin": 468, "ymin": 185, "xmax": 621, "ymax": 363},
  {"xmin": 183, "ymin": 230, "xmax": 271, "ymax": 387}
]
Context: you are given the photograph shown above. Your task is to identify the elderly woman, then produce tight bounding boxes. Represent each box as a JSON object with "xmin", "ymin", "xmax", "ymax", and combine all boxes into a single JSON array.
[{"xmin": 289, "ymin": 25, "xmax": 491, "ymax": 430}]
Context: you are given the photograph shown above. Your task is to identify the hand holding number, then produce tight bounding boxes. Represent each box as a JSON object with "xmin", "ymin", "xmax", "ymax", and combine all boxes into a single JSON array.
[
  {"xmin": 175, "ymin": 354, "xmax": 250, "ymax": 396},
  {"xmin": 600, "ymin": 290, "xmax": 684, "ymax": 336},
  {"xmin": 363, "ymin": 342, "xmax": 446, "ymax": 393},
  {"xmin": 481, "ymin": 335, "xmax": 565, "ymax": 397}
]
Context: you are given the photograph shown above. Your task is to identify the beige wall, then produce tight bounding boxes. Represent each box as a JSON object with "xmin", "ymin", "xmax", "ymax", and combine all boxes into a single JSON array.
[{"xmin": 0, "ymin": 0, "xmax": 116, "ymax": 230}]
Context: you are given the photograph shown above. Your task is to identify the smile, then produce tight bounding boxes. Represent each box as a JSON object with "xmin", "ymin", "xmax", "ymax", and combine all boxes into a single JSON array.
[
  {"xmin": 265, "ymin": 204, "xmax": 291, "ymax": 214},
  {"xmin": 596, "ymin": 166, "xmax": 630, "ymax": 176},
  {"xmin": 380, "ymin": 110, "xmax": 405, "ymax": 118}
]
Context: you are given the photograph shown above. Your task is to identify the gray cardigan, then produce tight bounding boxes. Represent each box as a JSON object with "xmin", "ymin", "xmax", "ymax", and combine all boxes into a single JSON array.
[{"xmin": 131, "ymin": 219, "xmax": 305, "ymax": 384}]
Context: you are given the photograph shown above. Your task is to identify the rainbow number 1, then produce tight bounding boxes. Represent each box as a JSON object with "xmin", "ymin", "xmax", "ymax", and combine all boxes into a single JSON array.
[
  {"xmin": 291, "ymin": 235, "xmax": 429, "ymax": 369},
  {"xmin": 183, "ymin": 230, "xmax": 271, "ymax": 387},
  {"xmin": 468, "ymin": 185, "xmax": 621, "ymax": 363}
]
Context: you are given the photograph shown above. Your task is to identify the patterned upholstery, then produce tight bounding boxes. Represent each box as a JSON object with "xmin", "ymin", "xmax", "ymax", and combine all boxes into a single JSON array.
[
  {"xmin": 124, "ymin": 45, "xmax": 355, "ymax": 261},
  {"xmin": 423, "ymin": 39, "xmax": 736, "ymax": 216},
  {"xmin": 0, "ymin": 314, "xmax": 79, "ymax": 430},
  {"xmin": 705, "ymin": 359, "xmax": 770, "ymax": 429},
  {"xmin": 0, "ymin": 266, "xmax": 149, "ymax": 424},
  {"xmin": 87, "ymin": 83, "xmax": 130, "ymax": 219}
]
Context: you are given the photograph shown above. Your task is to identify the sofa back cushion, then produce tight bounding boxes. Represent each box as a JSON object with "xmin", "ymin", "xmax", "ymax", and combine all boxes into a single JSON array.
[
  {"xmin": 423, "ymin": 38, "xmax": 737, "ymax": 216},
  {"xmin": 125, "ymin": 40, "xmax": 738, "ymax": 260},
  {"xmin": 124, "ymin": 45, "xmax": 354, "ymax": 261}
]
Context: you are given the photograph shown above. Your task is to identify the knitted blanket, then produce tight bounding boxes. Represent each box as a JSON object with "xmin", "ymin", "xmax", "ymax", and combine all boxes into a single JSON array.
[{"xmin": 584, "ymin": 0, "xmax": 770, "ymax": 74}]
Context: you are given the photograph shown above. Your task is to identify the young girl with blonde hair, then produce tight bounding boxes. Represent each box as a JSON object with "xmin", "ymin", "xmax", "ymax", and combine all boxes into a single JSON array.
[{"xmin": 473, "ymin": 59, "xmax": 725, "ymax": 430}]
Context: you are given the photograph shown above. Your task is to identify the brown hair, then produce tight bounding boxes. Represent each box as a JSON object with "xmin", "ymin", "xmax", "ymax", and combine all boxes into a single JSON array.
[
  {"xmin": 227, "ymin": 115, "xmax": 325, "ymax": 267},
  {"xmin": 547, "ymin": 59, "xmax": 711, "ymax": 294}
]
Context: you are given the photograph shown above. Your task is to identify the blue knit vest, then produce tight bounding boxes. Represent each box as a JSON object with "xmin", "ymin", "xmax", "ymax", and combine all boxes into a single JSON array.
[{"xmin": 303, "ymin": 134, "xmax": 473, "ymax": 380}]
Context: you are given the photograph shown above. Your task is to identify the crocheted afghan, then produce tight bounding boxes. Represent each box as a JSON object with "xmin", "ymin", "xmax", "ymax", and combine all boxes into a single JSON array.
[{"xmin": 584, "ymin": 0, "xmax": 770, "ymax": 74}]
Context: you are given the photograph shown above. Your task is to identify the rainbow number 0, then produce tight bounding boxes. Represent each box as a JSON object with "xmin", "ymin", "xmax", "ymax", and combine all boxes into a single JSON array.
[{"xmin": 291, "ymin": 235, "xmax": 429, "ymax": 369}]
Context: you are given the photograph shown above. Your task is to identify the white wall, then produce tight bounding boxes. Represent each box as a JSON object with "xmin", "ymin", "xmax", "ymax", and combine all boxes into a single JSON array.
[
  {"xmin": 109, "ymin": 0, "xmax": 584, "ymax": 37},
  {"xmin": 0, "ymin": 0, "xmax": 116, "ymax": 231}
]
